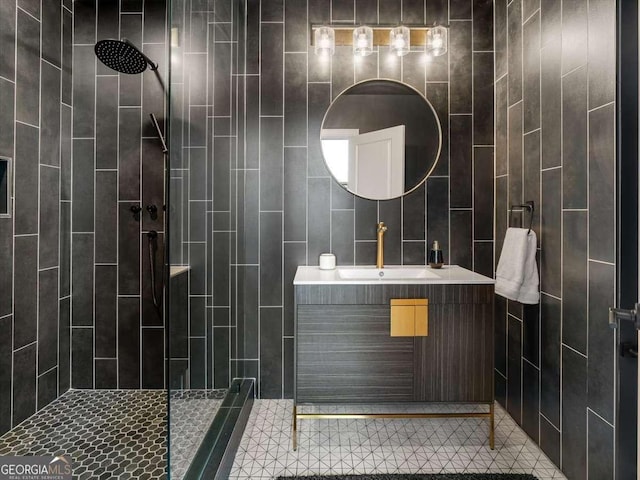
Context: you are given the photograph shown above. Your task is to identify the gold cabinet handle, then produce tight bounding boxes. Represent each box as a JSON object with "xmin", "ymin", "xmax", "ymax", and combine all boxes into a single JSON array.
[{"xmin": 390, "ymin": 299, "xmax": 428, "ymax": 337}]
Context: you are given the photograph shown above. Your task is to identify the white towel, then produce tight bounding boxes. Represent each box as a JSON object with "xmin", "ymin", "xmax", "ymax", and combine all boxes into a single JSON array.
[{"xmin": 495, "ymin": 228, "xmax": 540, "ymax": 304}]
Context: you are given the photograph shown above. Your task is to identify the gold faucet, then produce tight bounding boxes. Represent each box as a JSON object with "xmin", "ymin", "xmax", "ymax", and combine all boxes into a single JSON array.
[{"xmin": 376, "ymin": 222, "xmax": 387, "ymax": 269}]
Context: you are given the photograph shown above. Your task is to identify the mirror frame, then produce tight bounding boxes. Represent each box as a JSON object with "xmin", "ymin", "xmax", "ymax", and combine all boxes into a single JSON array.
[{"xmin": 320, "ymin": 78, "xmax": 443, "ymax": 200}]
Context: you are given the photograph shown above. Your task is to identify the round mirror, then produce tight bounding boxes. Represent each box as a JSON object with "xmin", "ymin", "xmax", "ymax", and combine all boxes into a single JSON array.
[{"xmin": 321, "ymin": 79, "xmax": 442, "ymax": 201}]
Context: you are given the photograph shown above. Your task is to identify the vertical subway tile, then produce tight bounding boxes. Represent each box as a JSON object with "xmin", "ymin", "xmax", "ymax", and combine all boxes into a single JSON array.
[
  {"xmin": 59, "ymin": 202, "xmax": 71, "ymax": 297},
  {"xmin": 260, "ymin": 117, "xmax": 284, "ymax": 210},
  {"xmin": 588, "ymin": 103, "xmax": 615, "ymax": 263},
  {"xmin": 379, "ymin": 199, "xmax": 401, "ymax": 265},
  {"xmin": 523, "ymin": 12, "xmax": 540, "ymax": 133},
  {"xmin": 119, "ymin": 14, "xmax": 143, "ymax": 106},
  {"xmin": 450, "ymin": 0, "xmax": 471, "ymax": 19},
  {"xmin": 562, "ymin": 211, "xmax": 587, "ymax": 353},
  {"xmin": 72, "ymin": 234, "xmax": 94, "ymax": 326},
  {"xmin": 355, "ymin": 0, "xmax": 378, "ymax": 23},
  {"xmin": 379, "ymin": 0, "xmax": 401, "ymax": 23},
  {"xmin": 95, "ymin": 359, "xmax": 117, "ymax": 389},
  {"xmin": 473, "ymin": 52, "xmax": 494, "ymax": 144},
  {"xmin": 60, "ymin": 105, "xmax": 72, "ymax": 201},
  {"xmin": 95, "ymin": 265, "xmax": 117, "ymax": 358},
  {"xmin": 587, "ymin": 0, "xmax": 615, "ymax": 109},
  {"xmin": 262, "ymin": 0, "xmax": 283, "ymax": 21},
  {"xmin": 39, "ymin": 166, "xmax": 60, "ymax": 269},
  {"xmin": 494, "ymin": 296, "xmax": 507, "ymax": 376},
  {"xmin": 74, "ymin": 0, "xmax": 95, "ymax": 43},
  {"xmin": 402, "ymin": 183, "xmax": 426, "ymax": 241},
  {"xmin": 285, "ymin": 0, "xmax": 308, "ymax": 52},
  {"xmin": 449, "ymin": 22, "xmax": 472, "ymax": 114},
  {"xmin": 562, "ymin": 65, "xmax": 588, "ymax": 209},
  {"xmin": 540, "ymin": 294, "xmax": 560, "ymax": 428},
  {"xmin": 0, "ymin": 315, "xmax": 12, "ymax": 434},
  {"xmin": 473, "ymin": 241, "xmax": 493, "ymax": 278},
  {"xmin": 450, "ymin": 211, "xmax": 473, "ymax": 270},
  {"xmin": 284, "ymin": 53, "xmax": 307, "ymax": 147},
  {"xmin": 42, "ymin": 0, "xmax": 61, "ymax": 67},
  {"xmin": 494, "ymin": 0, "xmax": 507, "ymax": 78},
  {"xmin": 473, "ymin": 0, "xmax": 493, "ymax": 51},
  {"xmin": 540, "ymin": 42, "xmax": 561, "ymax": 169},
  {"xmin": 94, "ymin": 171, "xmax": 118, "ymax": 264},
  {"xmin": 508, "ymin": 102, "xmax": 523, "ymax": 206},
  {"xmin": 331, "ymin": 210, "xmax": 355, "ymax": 266},
  {"xmin": 58, "ymin": 297, "xmax": 70, "ymax": 393},
  {"xmin": 587, "ymin": 409, "xmax": 615, "ymax": 479},
  {"xmin": 237, "ymin": 266, "xmax": 258, "ymax": 359},
  {"xmin": 495, "ymin": 77, "xmax": 508, "ymax": 176},
  {"xmin": 14, "ymin": 236, "xmax": 38, "ymax": 348},
  {"xmin": 522, "ymin": 304, "xmax": 540, "ymax": 366},
  {"xmin": 562, "ymin": 347, "xmax": 588, "ymax": 480},
  {"xmin": 284, "ymin": 242, "xmax": 306, "ymax": 336},
  {"xmin": 540, "ymin": 414, "xmax": 561, "ymax": 467},
  {"xmin": 523, "ymin": 130, "xmax": 541, "ymax": 237},
  {"xmin": 72, "ymin": 46, "xmax": 95, "ymax": 138},
  {"xmin": 506, "ymin": 316, "xmax": 522, "ymax": 424},
  {"xmin": 62, "ymin": 9, "xmax": 73, "ymax": 105},
  {"xmin": 540, "ymin": 167, "xmax": 561, "ymax": 296},
  {"xmin": 0, "ymin": 219, "xmax": 12, "ymax": 318},
  {"xmin": 308, "ymin": 178, "xmax": 331, "ymax": 263},
  {"xmin": 521, "ymin": 361, "xmax": 539, "ymax": 443},
  {"xmin": 507, "ymin": 0, "xmax": 522, "ymax": 106},
  {"xmin": 0, "ymin": 78, "xmax": 14, "ymax": 158},
  {"xmin": 260, "ymin": 212, "xmax": 283, "ymax": 306},
  {"xmin": 142, "ymin": 328, "xmax": 164, "ymax": 388},
  {"xmin": 307, "ymin": 83, "xmax": 331, "ymax": 176},
  {"xmin": 13, "ymin": 344, "xmax": 36, "ymax": 425},
  {"xmin": 261, "ymin": 23, "xmax": 283, "ymax": 115},
  {"xmin": 118, "ymin": 297, "xmax": 141, "ymax": 389},
  {"xmin": 562, "ymin": 0, "xmax": 588, "ymax": 74},
  {"xmin": 284, "ymin": 148, "xmax": 307, "ymax": 242},
  {"xmin": 474, "ymin": 147, "xmax": 494, "ymax": 241},
  {"xmin": 71, "ymin": 327, "xmax": 93, "ymax": 389},
  {"xmin": 426, "ymin": 177, "xmax": 449, "ymax": 263},
  {"xmin": 15, "ymin": 123, "xmax": 39, "ymax": 235},
  {"xmin": 402, "ymin": 0, "xmax": 425, "ymax": 22},
  {"xmin": 118, "ymin": 203, "xmax": 140, "ymax": 295},
  {"xmin": 0, "ymin": 1, "xmax": 16, "ymax": 82},
  {"xmin": 587, "ymin": 261, "xmax": 615, "ymax": 424},
  {"xmin": 259, "ymin": 307, "xmax": 283, "ymax": 398},
  {"xmin": 213, "ymin": 327, "xmax": 230, "ymax": 389},
  {"xmin": 15, "ymin": 10, "xmax": 40, "ymax": 127},
  {"xmin": 118, "ymin": 108, "xmax": 142, "ymax": 201},
  {"xmin": 331, "ymin": 0, "xmax": 354, "ymax": 21},
  {"xmin": 96, "ymin": 76, "xmax": 119, "ymax": 170},
  {"xmin": 213, "ymin": 232, "xmax": 230, "ymax": 306},
  {"xmin": 450, "ymin": 115, "xmax": 472, "ymax": 208},
  {"xmin": 37, "ymin": 268, "xmax": 59, "ymax": 374},
  {"xmin": 40, "ymin": 62, "xmax": 61, "ymax": 167},
  {"xmin": 72, "ymin": 139, "xmax": 95, "ymax": 232}
]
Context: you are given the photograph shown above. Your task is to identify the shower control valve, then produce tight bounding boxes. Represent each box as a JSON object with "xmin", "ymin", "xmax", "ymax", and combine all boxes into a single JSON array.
[
  {"xmin": 146, "ymin": 204, "xmax": 158, "ymax": 220},
  {"xmin": 130, "ymin": 205, "xmax": 143, "ymax": 221}
]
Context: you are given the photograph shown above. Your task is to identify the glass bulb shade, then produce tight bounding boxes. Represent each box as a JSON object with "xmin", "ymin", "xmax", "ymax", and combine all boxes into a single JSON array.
[
  {"xmin": 353, "ymin": 26, "xmax": 373, "ymax": 56},
  {"xmin": 314, "ymin": 26, "xmax": 335, "ymax": 57},
  {"xmin": 426, "ymin": 26, "xmax": 448, "ymax": 57},
  {"xmin": 390, "ymin": 26, "xmax": 410, "ymax": 56}
]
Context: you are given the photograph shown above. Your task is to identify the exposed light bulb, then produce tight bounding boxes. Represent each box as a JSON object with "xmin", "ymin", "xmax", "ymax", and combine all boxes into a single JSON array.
[
  {"xmin": 353, "ymin": 26, "xmax": 373, "ymax": 57},
  {"xmin": 314, "ymin": 26, "xmax": 335, "ymax": 57},
  {"xmin": 390, "ymin": 26, "xmax": 410, "ymax": 57}
]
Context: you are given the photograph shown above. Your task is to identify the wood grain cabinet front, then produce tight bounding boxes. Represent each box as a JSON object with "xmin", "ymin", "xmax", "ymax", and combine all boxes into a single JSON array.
[{"xmin": 295, "ymin": 284, "xmax": 494, "ymax": 405}]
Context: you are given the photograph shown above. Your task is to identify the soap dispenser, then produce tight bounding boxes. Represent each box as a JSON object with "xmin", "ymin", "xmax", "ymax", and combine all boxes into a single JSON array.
[{"xmin": 428, "ymin": 240, "xmax": 444, "ymax": 269}]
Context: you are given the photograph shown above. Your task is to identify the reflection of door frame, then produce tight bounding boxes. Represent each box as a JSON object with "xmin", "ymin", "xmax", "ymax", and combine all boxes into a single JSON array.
[{"xmin": 618, "ymin": 1, "xmax": 639, "ymax": 478}]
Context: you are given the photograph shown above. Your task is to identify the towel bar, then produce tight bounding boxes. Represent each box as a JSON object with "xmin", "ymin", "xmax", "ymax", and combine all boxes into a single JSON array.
[{"xmin": 509, "ymin": 200, "xmax": 535, "ymax": 234}]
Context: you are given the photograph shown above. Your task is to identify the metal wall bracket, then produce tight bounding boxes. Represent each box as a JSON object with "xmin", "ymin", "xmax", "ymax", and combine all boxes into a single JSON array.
[{"xmin": 609, "ymin": 303, "xmax": 640, "ymax": 330}]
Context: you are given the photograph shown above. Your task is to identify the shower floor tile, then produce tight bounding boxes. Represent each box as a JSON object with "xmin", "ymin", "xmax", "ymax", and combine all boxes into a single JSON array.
[
  {"xmin": 230, "ymin": 401, "xmax": 567, "ymax": 480},
  {"xmin": 0, "ymin": 388, "xmax": 227, "ymax": 480}
]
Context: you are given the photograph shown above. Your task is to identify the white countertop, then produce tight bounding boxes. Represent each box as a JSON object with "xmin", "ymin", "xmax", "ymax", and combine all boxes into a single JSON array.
[{"xmin": 293, "ymin": 265, "xmax": 495, "ymax": 285}]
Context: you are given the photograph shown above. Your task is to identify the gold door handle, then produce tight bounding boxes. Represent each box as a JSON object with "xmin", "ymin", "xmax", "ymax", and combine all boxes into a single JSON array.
[{"xmin": 390, "ymin": 299, "xmax": 428, "ymax": 337}]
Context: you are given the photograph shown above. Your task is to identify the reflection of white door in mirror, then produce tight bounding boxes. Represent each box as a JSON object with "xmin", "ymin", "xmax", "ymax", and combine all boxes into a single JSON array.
[
  {"xmin": 320, "ymin": 129, "xmax": 359, "ymax": 185},
  {"xmin": 348, "ymin": 125, "xmax": 405, "ymax": 200}
]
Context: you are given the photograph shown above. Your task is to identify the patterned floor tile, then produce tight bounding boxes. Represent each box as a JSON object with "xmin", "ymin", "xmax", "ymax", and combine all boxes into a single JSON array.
[{"xmin": 230, "ymin": 400, "xmax": 567, "ymax": 479}]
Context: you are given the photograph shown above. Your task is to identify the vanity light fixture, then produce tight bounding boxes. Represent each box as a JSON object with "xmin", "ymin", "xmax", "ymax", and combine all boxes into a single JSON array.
[
  {"xmin": 426, "ymin": 25, "xmax": 448, "ymax": 57},
  {"xmin": 353, "ymin": 26, "xmax": 374, "ymax": 56},
  {"xmin": 314, "ymin": 26, "xmax": 335, "ymax": 57},
  {"xmin": 389, "ymin": 26, "xmax": 410, "ymax": 56},
  {"xmin": 310, "ymin": 24, "xmax": 448, "ymax": 58}
]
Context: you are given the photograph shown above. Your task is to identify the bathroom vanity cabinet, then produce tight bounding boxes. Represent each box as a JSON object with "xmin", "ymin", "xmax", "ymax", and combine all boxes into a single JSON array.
[{"xmin": 292, "ymin": 265, "xmax": 495, "ymax": 449}]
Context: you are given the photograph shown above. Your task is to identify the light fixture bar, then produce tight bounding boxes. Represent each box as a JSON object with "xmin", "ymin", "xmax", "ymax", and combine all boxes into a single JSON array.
[{"xmin": 310, "ymin": 24, "xmax": 433, "ymax": 47}]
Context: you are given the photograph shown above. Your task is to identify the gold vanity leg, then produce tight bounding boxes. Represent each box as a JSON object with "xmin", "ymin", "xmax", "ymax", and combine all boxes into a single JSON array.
[
  {"xmin": 489, "ymin": 402, "xmax": 495, "ymax": 450},
  {"xmin": 292, "ymin": 404, "xmax": 298, "ymax": 451}
]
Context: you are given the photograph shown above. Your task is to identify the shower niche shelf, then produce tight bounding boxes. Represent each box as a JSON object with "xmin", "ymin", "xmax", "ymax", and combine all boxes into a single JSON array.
[{"xmin": 0, "ymin": 157, "xmax": 11, "ymax": 218}]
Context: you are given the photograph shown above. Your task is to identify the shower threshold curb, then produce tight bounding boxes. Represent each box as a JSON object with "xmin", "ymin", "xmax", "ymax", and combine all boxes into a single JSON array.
[{"xmin": 181, "ymin": 378, "xmax": 255, "ymax": 480}]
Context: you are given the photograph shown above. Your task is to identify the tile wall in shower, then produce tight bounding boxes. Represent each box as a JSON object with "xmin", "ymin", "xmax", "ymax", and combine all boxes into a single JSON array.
[
  {"xmin": 0, "ymin": 0, "xmax": 73, "ymax": 435},
  {"xmin": 71, "ymin": 0, "xmax": 168, "ymax": 389}
]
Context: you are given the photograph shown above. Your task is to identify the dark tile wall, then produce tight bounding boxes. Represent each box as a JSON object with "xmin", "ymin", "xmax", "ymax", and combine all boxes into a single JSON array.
[
  {"xmin": 0, "ymin": 1, "xmax": 73, "ymax": 435},
  {"xmin": 71, "ymin": 0, "xmax": 168, "ymax": 389},
  {"xmin": 168, "ymin": 0, "xmax": 239, "ymax": 391},
  {"xmin": 494, "ymin": 0, "xmax": 617, "ymax": 477},
  {"xmin": 232, "ymin": 0, "xmax": 495, "ymax": 398}
]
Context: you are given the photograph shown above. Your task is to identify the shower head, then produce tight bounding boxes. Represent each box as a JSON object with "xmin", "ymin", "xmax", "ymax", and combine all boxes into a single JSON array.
[{"xmin": 94, "ymin": 38, "xmax": 158, "ymax": 74}]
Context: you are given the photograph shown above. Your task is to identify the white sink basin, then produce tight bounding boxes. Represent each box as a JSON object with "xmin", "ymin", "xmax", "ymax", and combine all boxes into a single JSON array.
[{"xmin": 337, "ymin": 266, "xmax": 441, "ymax": 281}]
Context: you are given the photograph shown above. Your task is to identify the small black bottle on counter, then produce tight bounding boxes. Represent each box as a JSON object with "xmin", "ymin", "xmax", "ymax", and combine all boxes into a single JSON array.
[{"xmin": 428, "ymin": 240, "xmax": 444, "ymax": 269}]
